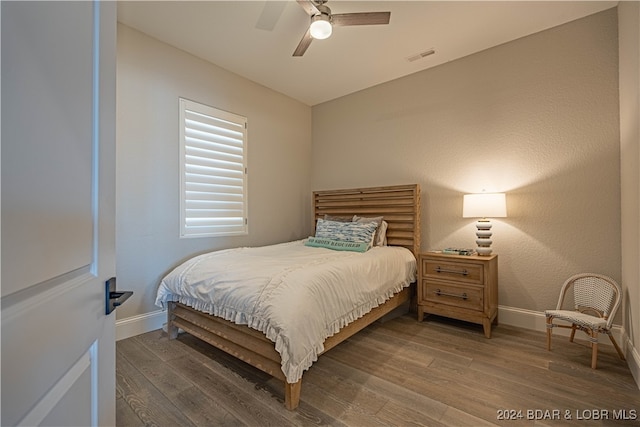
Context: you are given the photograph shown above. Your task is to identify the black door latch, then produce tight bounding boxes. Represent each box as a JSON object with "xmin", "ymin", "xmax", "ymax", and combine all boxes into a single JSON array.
[{"xmin": 105, "ymin": 277, "xmax": 133, "ymax": 315}]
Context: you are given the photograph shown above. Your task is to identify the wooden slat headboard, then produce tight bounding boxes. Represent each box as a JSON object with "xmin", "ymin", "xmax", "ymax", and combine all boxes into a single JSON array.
[{"xmin": 313, "ymin": 184, "xmax": 421, "ymax": 257}]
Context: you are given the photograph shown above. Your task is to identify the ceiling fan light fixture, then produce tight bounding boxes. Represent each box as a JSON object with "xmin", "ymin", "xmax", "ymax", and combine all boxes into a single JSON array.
[{"xmin": 310, "ymin": 14, "xmax": 332, "ymax": 39}]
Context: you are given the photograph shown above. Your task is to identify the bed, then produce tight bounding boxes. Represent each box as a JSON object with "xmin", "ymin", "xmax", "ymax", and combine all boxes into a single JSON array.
[{"xmin": 156, "ymin": 184, "xmax": 421, "ymax": 410}]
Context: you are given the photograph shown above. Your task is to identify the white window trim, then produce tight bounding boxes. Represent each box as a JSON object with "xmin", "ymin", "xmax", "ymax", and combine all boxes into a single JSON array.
[{"xmin": 179, "ymin": 98, "xmax": 248, "ymax": 238}]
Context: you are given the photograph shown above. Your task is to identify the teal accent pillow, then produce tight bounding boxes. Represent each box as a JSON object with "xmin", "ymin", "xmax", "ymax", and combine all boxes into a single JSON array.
[
  {"xmin": 304, "ymin": 237, "xmax": 369, "ymax": 252},
  {"xmin": 315, "ymin": 218, "xmax": 379, "ymax": 246}
]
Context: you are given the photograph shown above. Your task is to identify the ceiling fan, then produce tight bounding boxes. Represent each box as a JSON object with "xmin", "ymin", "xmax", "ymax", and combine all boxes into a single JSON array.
[{"xmin": 293, "ymin": 0, "xmax": 391, "ymax": 57}]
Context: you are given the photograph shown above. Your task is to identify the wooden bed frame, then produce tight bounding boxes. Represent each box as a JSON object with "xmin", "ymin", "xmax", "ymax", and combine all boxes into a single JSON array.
[{"xmin": 167, "ymin": 184, "xmax": 421, "ymax": 410}]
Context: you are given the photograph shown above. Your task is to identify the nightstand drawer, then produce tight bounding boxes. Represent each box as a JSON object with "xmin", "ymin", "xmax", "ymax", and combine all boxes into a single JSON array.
[
  {"xmin": 423, "ymin": 281, "xmax": 483, "ymax": 311},
  {"xmin": 422, "ymin": 259, "xmax": 483, "ymax": 285}
]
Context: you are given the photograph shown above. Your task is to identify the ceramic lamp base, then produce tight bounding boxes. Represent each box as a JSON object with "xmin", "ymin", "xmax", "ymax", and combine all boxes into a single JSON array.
[
  {"xmin": 475, "ymin": 219, "xmax": 493, "ymax": 256},
  {"xmin": 476, "ymin": 247, "xmax": 493, "ymax": 256}
]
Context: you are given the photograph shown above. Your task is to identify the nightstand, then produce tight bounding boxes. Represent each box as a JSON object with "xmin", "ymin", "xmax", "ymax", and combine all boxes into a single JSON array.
[{"xmin": 417, "ymin": 252, "xmax": 498, "ymax": 338}]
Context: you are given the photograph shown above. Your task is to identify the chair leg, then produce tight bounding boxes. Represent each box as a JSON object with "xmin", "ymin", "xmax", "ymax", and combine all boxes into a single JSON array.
[
  {"xmin": 591, "ymin": 331, "xmax": 598, "ymax": 369},
  {"xmin": 546, "ymin": 317, "xmax": 552, "ymax": 351},
  {"xmin": 570, "ymin": 324, "xmax": 577, "ymax": 343},
  {"xmin": 608, "ymin": 333, "xmax": 626, "ymax": 361}
]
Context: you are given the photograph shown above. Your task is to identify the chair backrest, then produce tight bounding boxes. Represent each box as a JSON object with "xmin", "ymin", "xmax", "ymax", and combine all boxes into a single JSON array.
[{"xmin": 556, "ymin": 273, "xmax": 622, "ymax": 328}]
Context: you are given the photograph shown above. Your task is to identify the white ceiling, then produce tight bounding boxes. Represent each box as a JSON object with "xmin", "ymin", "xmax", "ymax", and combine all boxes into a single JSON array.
[{"xmin": 117, "ymin": 1, "xmax": 617, "ymax": 106}]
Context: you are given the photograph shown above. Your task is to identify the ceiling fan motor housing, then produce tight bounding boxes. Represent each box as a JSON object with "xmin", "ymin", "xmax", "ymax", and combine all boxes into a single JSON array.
[{"xmin": 310, "ymin": 5, "xmax": 332, "ymax": 39}]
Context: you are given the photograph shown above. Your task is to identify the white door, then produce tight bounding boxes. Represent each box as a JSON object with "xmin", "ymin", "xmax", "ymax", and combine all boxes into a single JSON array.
[{"xmin": 1, "ymin": 1, "xmax": 117, "ymax": 426}]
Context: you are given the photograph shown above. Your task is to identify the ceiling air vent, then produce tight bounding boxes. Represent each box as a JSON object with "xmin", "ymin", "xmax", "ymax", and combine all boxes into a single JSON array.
[{"xmin": 406, "ymin": 49, "xmax": 436, "ymax": 63}]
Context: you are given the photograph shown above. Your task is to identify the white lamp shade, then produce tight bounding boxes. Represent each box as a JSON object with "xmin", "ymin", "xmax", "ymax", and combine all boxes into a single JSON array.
[
  {"xmin": 310, "ymin": 16, "xmax": 332, "ymax": 39},
  {"xmin": 462, "ymin": 193, "xmax": 507, "ymax": 218}
]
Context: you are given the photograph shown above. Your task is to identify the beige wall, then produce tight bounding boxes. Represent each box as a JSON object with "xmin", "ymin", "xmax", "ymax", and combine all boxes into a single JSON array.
[
  {"xmin": 619, "ymin": 1, "xmax": 640, "ymax": 384},
  {"xmin": 312, "ymin": 10, "xmax": 621, "ymax": 313},
  {"xmin": 116, "ymin": 24, "xmax": 312, "ymax": 319}
]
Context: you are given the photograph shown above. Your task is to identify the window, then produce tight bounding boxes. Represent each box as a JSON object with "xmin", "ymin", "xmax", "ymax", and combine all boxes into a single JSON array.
[{"xmin": 179, "ymin": 98, "xmax": 248, "ymax": 238}]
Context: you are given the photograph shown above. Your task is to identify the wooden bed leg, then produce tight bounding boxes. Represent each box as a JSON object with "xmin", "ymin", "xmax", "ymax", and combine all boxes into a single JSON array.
[
  {"xmin": 284, "ymin": 380, "xmax": 301, "ymax": 410},
  {"xmin": 167, "ymin": 322, "xmax": 179, "ymax": 339},
  {"xmin": 167, "ymin": 302, "xmax": 179, "ymax": 339}
]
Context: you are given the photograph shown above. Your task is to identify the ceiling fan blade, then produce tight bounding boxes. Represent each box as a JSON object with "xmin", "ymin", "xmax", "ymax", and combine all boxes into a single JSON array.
[
  {"xmin": 332, "ymin": 12, "xmax": 391, "ymax": 26},
  {"xmin": 296, "ymin": 0, "xmax": 320, "ymax": 16},
  {"xmin": 293, "ymin": 28, "xmax": 313, "ymax": 56}
]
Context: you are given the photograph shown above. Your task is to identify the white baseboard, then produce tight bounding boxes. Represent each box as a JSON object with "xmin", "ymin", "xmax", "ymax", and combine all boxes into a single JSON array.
[
  {"xmin": 624, "ymin": 333, "xmax": 640, "ymax": 389},
  {"xmin": 113, "ymin": 305, "xmax": 640, "ymax": 389},
  {"xmin": 115, "ymin": 309, "xmax": 166, "ymax": 341},
  {"xmin": 498, "ymin": 305, "xmax": 548, "ymax": 331}
]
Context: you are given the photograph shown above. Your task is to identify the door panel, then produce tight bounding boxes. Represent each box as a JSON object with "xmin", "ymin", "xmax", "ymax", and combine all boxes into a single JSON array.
[
  {"xmin": 1, "ymin": 1, "xmax": 117, "ymax": 425},
  {"xmin": 1, "ymin": 0, "xmax": 95, "ymax": 295},
  {"xmin": 40, "ymin": 365, "xmax": 93, "ymax": 427}
]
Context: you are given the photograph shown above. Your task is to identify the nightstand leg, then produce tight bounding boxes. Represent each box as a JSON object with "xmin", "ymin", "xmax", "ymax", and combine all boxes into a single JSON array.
[
  {"xmin": 483, "ymin": 319, "xmax": 492, "ymax": 338},
  {"xmin": 417, "ymin": 307, "xmax": 424, "ymax": 322}
]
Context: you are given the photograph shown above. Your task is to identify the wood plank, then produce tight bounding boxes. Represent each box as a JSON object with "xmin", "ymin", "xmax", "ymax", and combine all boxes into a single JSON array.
[
  {"xmin": 117, "ymin": 338, "xmax": 193, "ymax": 398},
  {"xmin": 117, "ymin": 315, "xmax": 640, "ymax": 426},
  {"xmin": 303, "ymin": 362, "xmax": 390, "ymax": 414},
  {"xmin": 116, "ymin": 351, "xmax": 197, "ymax": 427},
  {"xmin": 118, "ymin": 333, "xmax": 244, "ymax": 426},
  {"xmin": 175, "ymin": 334, "xmax": 341, "ymax": 425},
  {"xmin": 116, "ymin": 397, "xmax": 144, "ymax": 427},
  {"xmin": 132, "ymin": 327, "xmax": 192, "ymax": 362},
  {"xmin": 438, "ymin": 406, "xmax": 499, "ymax": 427},
  {"xmin": 280, "ymin": 375, "xmax": 388, "ymax": 427},
  {"xmin": 129, "ymin": 341, "xmax": 233, "ymax": 426},
  {"xmin": 376, "ymin": 400, "xmax": 450, "ymax": 427},
  {"xmin": 168, "ymin": 354, "xmax": 296, "ymax": 426},
  {"xmin": 170, "ymin": 387, "xmax": 245, "ymax": 427},
  {"xmin": 310, "ymin": 356, "xmax": 449, "ymax": 420}
]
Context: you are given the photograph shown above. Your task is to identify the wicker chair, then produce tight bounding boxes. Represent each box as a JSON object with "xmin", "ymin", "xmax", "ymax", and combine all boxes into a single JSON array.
[{"xmin": 545, "ymin": 273, "xmax": 625, "ymax": 369}]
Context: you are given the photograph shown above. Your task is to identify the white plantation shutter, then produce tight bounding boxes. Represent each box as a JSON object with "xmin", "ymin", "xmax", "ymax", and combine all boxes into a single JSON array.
[{"xmin": 179, "ymin": 98, "xmax": 248, "ymax": 237}]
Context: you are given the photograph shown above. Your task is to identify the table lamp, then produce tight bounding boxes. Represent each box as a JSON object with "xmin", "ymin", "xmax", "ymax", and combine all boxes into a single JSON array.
[{"xmin": 462, "ymin": 192, "xmax": 507, "ymax": 256}]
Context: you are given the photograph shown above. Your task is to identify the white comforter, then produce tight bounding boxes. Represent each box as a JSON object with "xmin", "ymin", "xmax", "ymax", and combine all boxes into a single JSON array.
[{"xmin": 155, "ymin": 239, "xmax": 416, "ymax": 383}]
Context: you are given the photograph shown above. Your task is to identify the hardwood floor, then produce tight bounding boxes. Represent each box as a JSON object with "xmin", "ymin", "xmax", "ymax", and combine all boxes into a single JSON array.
[{"xmin": 116, "ymin": 314, "xmax": 640, "ymax": 426}]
